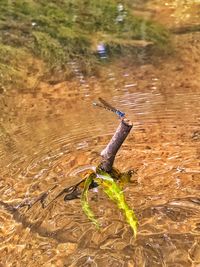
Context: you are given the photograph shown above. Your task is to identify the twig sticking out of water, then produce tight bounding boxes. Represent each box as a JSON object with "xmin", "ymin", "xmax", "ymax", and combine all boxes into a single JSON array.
[
  {"xmin": 93, "ymin": 97, "xmax": 133, "ymax": 172},
  {"xmin": 0, "ymin": 99, "xmax": 134, "ymax": 237},
  {"xmin": 99, "ymin": 118, "xmax": 133, "ymax": 172}
]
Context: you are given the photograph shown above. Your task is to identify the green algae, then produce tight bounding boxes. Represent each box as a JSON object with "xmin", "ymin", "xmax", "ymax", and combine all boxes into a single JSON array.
[
  {"xmin": 81, "ymin": 169, "xmax": 138, "ymax": 237},
  {"xmin": 81, "ymin": 173, "xmax": 100, "ymax": 229}
]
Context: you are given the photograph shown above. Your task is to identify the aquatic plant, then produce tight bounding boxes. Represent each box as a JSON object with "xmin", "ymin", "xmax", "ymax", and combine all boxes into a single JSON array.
[
  {"xmin": 81, "ymin": 172, "xmax": 100, "ymax": 229},
  {"xmin": 81, "ymin": 169, "xmax": 138, "ymax": 237}
]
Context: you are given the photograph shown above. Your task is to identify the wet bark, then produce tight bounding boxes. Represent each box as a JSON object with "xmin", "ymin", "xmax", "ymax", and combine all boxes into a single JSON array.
[{"xmin": 99, "ymin": 118, "xmax": 133, "ymax": 172}]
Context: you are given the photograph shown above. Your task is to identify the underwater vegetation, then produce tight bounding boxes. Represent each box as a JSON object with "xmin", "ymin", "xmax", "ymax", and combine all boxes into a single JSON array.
[
  {"xmin": 81, "ymin": 168, "xmax": 138, "ymax": 237},
  {"xmin": 0, "ymin": 0, "xmax": 171, "ymax": 89}
]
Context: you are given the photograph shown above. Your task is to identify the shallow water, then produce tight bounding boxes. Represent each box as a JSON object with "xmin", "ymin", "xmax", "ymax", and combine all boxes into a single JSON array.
[{"xmin": 1, "ymin": 2, "xmax": 200, "ymax": 267}]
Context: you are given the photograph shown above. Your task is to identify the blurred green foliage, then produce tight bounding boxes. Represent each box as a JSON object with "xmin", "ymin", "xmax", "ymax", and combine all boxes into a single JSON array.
[{"xmin": 0, "ymin": 0, "xmax": 171, "ymax": 89}]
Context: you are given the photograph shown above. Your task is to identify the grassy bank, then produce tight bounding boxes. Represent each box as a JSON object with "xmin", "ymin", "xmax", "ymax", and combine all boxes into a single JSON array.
[{"xmin": 0, "ymin": 0, "xmax": 171, "ymax": 90}]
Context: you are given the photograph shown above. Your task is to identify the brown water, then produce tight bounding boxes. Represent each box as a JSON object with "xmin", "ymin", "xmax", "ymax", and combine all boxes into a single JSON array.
[{"xmin": 1, "ymin": 2, "xmax": 200, "ymax": 267}]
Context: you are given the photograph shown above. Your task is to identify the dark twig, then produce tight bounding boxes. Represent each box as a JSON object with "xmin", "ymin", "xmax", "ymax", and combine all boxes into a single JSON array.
[{"xmin": 99, "ymin": 118, "xmax": 133, "ymax": 172}]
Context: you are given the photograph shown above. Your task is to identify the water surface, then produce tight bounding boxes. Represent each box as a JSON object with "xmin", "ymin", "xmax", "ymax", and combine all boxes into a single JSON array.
[{"xmin": 0, "ymin": 1, "xmax": 200, "ymax": 267}]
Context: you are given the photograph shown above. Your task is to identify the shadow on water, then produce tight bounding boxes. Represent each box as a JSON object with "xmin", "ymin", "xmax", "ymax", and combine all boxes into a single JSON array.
[{"xmin": 0, "ymin": 1, "xmax": 200, "ymax": 266}]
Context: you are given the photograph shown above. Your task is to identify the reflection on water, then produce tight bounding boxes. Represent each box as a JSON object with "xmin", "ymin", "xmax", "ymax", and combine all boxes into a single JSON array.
[{"xmin": 1, "ymin": 4, "xmax": 200, "ymax": 267}]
